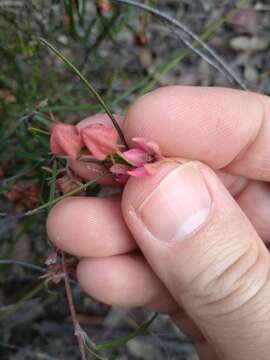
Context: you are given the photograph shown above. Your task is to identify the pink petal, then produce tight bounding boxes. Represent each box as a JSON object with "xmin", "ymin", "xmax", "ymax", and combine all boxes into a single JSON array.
[
  {"xmin": 132, "ymin": 137, "xmax": 163, "ymax": 159},
  {"xmin": 127, "ymin": 166, "xmax": 149, "ymax": 177},
  {"xmin": 81, "ymin": 124, "xmax": 118, "ymax": 160},
  {"xmin": 122, "ymin": 148, "xmax": 149, "ymax": 166},
  {"xmin": 50, "ymin": 123, "xmax": 82, "ymax": 159}
]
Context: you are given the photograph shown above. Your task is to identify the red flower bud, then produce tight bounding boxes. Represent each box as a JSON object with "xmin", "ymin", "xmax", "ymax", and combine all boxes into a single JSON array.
[
  {"xmin": 81, "ymin": 123, "xmax": 119, "ymax": 160},
  {"xmin": 50, "ymin": 123, "xmax": 82, "ymax": 159},
  {"xmin": 23, "ymin": 183, "xmax": 39, "ymax": 209},
  {"xmin": 5, "ymin": 184, "xmax": 23, "ymax": 202}
]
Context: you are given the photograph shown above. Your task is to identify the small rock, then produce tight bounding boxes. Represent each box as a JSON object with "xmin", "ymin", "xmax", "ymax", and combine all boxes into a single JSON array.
[
  {"xmin": 230, "ymin": 36, "xmax": 270, "ymax": 52},
  {"xmin": 127, "ymin": 338, "xmax": 162, "ymax": 359},
  {"xmin": 57, "ymin": 35, "xmax": 69, "ymax": 45},
  {"xmin": 244, "ymin": 65, "xmax": 258, "ymax": 83}
]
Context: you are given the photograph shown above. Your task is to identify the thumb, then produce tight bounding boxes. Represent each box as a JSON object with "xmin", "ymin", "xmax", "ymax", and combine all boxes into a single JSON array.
[{"xmin": 122, "ymin": 161, "xmax": 270, "ymax": 360}]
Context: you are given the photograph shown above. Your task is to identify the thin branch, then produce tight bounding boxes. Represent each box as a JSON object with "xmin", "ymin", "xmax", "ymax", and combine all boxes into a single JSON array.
[
  {"xmin": 112, "ymin": 0, "xmax": 247, "ymax": 89},
  {"xmin": 61, "ymin": 251, "xmax": 87, "ymax": 360},
  {"xmin": 170, "ymin": 26, "xmax": 234, "ymax": 83}
]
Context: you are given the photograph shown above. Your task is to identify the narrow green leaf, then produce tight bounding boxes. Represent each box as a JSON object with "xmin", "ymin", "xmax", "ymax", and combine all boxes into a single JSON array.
[
  {"xmin": 38, "ymin": 37, "xmax": 128, "ymax": 148},
  {"xmin": 28, "ymin": 127, "xmax": 50, "ymax": 136},
  {"xmin": 24, "ymin": 172, "xmax": 108, "ymax": 217}
]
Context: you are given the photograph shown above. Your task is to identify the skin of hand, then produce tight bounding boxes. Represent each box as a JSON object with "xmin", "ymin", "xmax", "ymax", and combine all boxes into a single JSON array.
[{"xmin": 47, "ymin": 86, "xmax": 270, "ymax": 360}]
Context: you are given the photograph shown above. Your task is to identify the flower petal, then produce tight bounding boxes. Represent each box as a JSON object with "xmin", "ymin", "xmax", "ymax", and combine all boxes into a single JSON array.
[
  {"xmin": 127, "ymin": 166, "xmax": 149, "ymax": 177},
  {"xmin": 132, "ymin": 137, "xmax": 163, "ymax": 159},
  {"xmin": 50, "ymin": 123, "xmax": 82, "ymax": 159},
  {"xmin": 81, "ymin": 124, "xmax": 119, "ymax": 160},
  {"xmin": 122, "ymin": 148, "xmax": 149, "ymax": 166}
]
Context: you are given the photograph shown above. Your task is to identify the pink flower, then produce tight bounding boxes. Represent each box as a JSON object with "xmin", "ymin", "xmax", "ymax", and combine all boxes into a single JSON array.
[
  {"xmin": 126, "ymin": 137, "xmax": 164, "ymax": 177},
  {"xmin": 132, "ymin": 137, "xmax": 163, "ymax": 160},
  {"xmin": 81, "ymin": 123, "xmax": 119, "ymax": 161},
  {"xmin": 127, "ymin": 166, "xmax": 149, "ymax": 177},
  {"xmin": 122, "ymin": 148, "xmax": 150, "ymax": 167},
  {"xmin": 48, "ymin": 115, "xmax": 167, "ymax": 187},
  {"xmin": 112, "ymin": 137, "xmax": 164, "ymax": 179},
  {"xmin": 50, "ymin": 123, "xmax": 82, "ymax": 159}
]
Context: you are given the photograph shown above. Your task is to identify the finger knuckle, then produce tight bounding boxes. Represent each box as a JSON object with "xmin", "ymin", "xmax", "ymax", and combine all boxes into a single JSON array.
[{"xmin": 190, "ymin": 242, "xmax": 270, "ymax": 319}]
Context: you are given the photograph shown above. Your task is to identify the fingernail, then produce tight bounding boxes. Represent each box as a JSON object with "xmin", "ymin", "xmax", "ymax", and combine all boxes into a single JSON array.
[{"xmin": 136, "ymin": 163, "xmax": 212, "ymax": 242}]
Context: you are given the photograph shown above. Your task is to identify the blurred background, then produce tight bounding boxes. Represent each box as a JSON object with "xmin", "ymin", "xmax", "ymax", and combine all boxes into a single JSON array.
[{"xmin": 0, "ymin": 0, "xmax": 269, "ymax": 359}]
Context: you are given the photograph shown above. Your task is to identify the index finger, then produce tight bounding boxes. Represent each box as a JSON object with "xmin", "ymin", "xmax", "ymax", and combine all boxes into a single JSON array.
[{"xmin": 124, "ymin": 86, "xmax": 270, "ymax": 181}]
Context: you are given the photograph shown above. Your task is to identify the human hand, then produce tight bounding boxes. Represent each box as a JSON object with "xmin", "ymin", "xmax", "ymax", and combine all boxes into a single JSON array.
[{"xmin": 47, "ymin": 86, "xmax": 270, "ymax": 360}]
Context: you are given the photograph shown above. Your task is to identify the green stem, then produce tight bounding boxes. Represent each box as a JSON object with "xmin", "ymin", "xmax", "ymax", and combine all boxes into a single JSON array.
[{"xmin": 38, "ymin": 37, "xmax": 128, "ymax": 148}]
